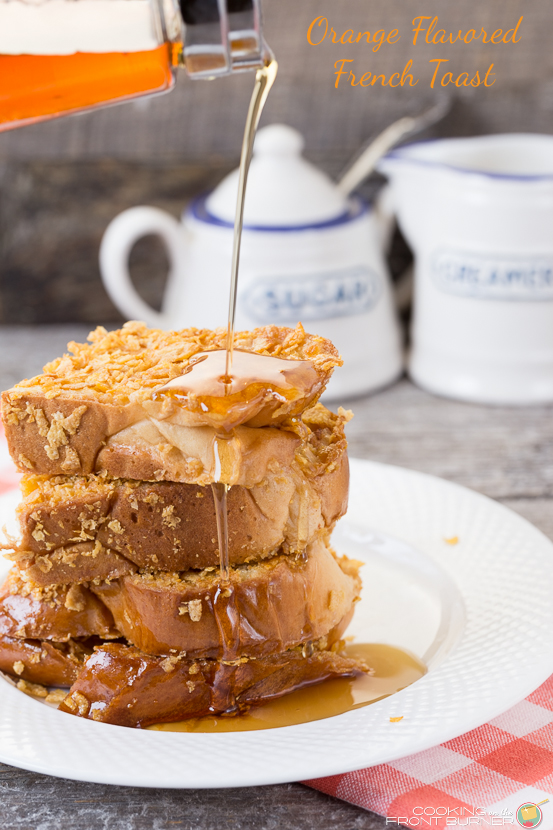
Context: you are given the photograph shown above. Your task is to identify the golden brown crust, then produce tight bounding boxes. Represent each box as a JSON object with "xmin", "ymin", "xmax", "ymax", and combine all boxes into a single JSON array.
[
  {"xmin": 0, "ymin": 570, "xmax": 118, "ymax": 642},
  {"xmin": 1, "ymin": 394, "xmax": 126, "ymax": 477},
  {"xmin": 14, "ymin": 322, "xmax": 340, "ymax": 405},
  {"xmin": 2, "ymin": 402, "xmax": 349, "ymax": 493},
  {"xmin": 2, "ymin": 323, "xmax": 342, "ymax": 481},
  {"xmin": 9, "ymin": 543, "xmax": 136, "ymax": 589},
  {"xmin": 58, "ymin": 640, "xmax": 368, "ymax": 727},
  {"xmin": 0, "ymin": 635, "xmax": 88, "ymax": 686},
  {"xmin": 12, "ymin": 449, "xmax": 348, "ymax": 581},
  {"xmin": 90, "ymin": 538, "xmax": 361, "ymax": 660}
]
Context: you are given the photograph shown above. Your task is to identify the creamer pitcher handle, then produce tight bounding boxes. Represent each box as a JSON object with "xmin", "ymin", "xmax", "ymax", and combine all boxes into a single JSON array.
[
  {"xmin": 99, "ymin": 206, "xmax": 182, "ymax": 328},
  {"xmin": 373, "ymin": 184, "xmax": 396, "ymax": 253}
]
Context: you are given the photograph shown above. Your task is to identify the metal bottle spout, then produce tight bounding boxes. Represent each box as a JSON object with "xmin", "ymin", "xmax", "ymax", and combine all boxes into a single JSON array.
[{"xmin": 178, "ymin": 0, "xmax": 271, "ymax": 78}]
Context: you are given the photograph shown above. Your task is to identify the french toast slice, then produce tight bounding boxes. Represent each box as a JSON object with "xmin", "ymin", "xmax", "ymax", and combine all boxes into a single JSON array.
[
  {"xmin": 0, "ymin": 538, "xmax": 361, "ymax": 661},
  {"xmin": 0, "ymin": 635, "xmax": 92, "ymax": 686},
  {"xmin": 9, "ymin": 416, "xmax": 348, "ymax": 580},
  {"xmin": 2, "ymin": 323, "xmax": 341, "ymax": 481},
  {"xmin": 0, "ymin": 570, "xmax": 118, "ymax": 641},
  {"xmin": 58, "ymin": 639, "xmax": 370, "ymax": 728},
  {"xmin": 90, "ymin": 537, "xmax": 361, "ymax": 660}
]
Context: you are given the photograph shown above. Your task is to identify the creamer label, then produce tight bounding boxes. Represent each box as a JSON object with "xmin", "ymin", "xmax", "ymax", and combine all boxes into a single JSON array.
[
  {"xmin": 432, "ymin": 249, "xmax": 553, "ymax": 301},
  {"xmin": 242, "ymin": 265, "xmax": 382, "ymax": 323}
]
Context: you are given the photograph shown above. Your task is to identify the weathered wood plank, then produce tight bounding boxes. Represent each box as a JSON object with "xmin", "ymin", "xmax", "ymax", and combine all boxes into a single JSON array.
[
  {"xmin": 0, "ymin": 161, "xmax": 232, "ymax": 324},
  {"xmin": 343, "ymin": 379, "xmax": 553, "ymax": 500},
  {"xmin": 0, "ymin": 764, "xmax": 388, "ymax": 830}
]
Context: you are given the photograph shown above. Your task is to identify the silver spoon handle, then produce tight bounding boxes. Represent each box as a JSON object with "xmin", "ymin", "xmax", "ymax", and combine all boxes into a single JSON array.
[
  {"xmin": 337, "ymin": 116, "xmax": 416, "ymax": 197},
  {"xmin": 337, "ymin": 97, "xmax": 451, "ymax": 197}
]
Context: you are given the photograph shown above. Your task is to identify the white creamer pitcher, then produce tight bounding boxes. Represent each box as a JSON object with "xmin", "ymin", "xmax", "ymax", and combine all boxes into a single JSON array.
[
  {"xmin": 379, "ymin": 133, "xmax": 553, "ymax": 404},
  {"xmin": 100, "ymin": 124, "xmax": 403, "ymax": 399}
]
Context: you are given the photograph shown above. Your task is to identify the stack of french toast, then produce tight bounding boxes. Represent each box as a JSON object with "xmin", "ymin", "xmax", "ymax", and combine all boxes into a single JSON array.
[{"xmin": 0, "ymin": 322, "xmax": 367, "ymax": 728}]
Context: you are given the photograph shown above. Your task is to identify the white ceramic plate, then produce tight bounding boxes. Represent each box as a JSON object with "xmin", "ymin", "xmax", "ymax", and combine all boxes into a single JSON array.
[{"xmin": 1, "ymin": 458, "xmax": 553, "ymax": 788}]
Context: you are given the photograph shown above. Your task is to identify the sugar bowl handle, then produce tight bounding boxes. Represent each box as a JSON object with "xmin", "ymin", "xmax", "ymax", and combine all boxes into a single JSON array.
[{"xmin": 99, "ymin": 206, "xmax": 182, "ymax": 328}]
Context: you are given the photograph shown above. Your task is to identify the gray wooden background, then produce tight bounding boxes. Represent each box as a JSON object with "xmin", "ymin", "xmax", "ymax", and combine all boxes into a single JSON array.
[{"xmin": 0, "ymin": 0, "xmax": 550, "ymax": 323}]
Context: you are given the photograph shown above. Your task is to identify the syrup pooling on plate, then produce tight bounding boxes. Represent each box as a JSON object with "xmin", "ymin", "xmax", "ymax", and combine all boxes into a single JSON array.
[
  {"xmin": 154, "ymin": 349, "xmax": 320, "ymax": 430},
  {"xmin": 148, "ymin": 643, "xmax": 427, "ymax": 732}
]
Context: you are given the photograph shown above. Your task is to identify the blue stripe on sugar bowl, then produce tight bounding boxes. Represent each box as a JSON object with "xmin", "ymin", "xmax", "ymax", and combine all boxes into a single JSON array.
[{"xmin": 188, "ymin": 194, "xmax": 369, "ymax": 233}]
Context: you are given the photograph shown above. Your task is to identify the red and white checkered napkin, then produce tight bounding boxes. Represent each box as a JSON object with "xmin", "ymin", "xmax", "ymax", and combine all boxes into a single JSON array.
[
  {"xmin": 1, "ymin": 428, "xmax": 553, "ymax": 817},
  {"xmin": 306, "ymin": 672, "xmax": 553, "ymax": 825}
]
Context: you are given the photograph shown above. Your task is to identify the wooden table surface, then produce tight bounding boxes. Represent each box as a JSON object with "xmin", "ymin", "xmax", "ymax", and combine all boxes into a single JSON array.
[{"xmin": 1, "ymin": 324, "xmax": 552, "ymax": 830}]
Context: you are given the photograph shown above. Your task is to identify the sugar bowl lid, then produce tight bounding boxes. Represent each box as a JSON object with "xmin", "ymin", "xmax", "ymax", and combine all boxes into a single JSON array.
[{"xmin": 205, "ymin": 124, "xmax": 349, "ymax": 228}]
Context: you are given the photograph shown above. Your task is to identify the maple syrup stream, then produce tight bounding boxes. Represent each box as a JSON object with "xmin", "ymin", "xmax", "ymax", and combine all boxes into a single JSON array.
[
  {"xmin": 210, "ymin": 58, "xmax": 278, "ymax": 676},
  {"xmin": 224, "ymin": 57, "xmax": 278, "ymax": 381},
  {"xmin": 158, "ymin": 59, "xmax": 427, "ymax": 725},
  {"xmin": 213, "ymin": 55, "xmax": 278, "ymax": 584}
]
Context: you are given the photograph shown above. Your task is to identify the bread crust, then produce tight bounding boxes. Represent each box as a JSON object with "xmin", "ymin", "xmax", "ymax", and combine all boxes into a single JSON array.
[
  {"xmin": 0, "ymin": 635, "xmax": 87, "ymax": 686},
  {"xmin": 13, "ymin": 452, "xmax": 348, "ymax": 580},
  {"xmin": 10, "ymin": 543, "xmax": 137, "ymax": 589},
  {"xmin": 2, "ymin": 323, "xmax": 342, "ymax": 483},
  {"xmin": 0, "ymin": 571, "xmax": 118, "ymax": 641},
  {"xmin": 58, "ymin": 640, "xmax": 368, "ymax": 727},
  {"xmin": 91, "ymin": 538, "xmax": 361, "ymax": 660}
]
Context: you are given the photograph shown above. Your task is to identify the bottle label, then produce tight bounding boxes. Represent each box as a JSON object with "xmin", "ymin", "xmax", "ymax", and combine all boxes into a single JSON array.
[
  {"xmin": 242, "ymin": 265, "xmax": 382, "ymax": 323},
  {"xmin": 431, "ymin": 249, "xmax": 553, "ymax": 301}
]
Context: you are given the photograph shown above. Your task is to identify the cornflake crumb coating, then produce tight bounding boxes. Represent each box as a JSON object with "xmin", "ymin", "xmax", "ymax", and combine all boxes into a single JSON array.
[{"xmin": 10, "ymin": 322, "xmax": 342, "ymax": 406}]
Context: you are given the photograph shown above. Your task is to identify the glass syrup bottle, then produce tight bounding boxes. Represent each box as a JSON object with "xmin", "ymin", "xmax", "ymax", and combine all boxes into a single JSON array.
[{"xmin": 0, "ymin": 0, "xmax": 268, "ymax": 131}]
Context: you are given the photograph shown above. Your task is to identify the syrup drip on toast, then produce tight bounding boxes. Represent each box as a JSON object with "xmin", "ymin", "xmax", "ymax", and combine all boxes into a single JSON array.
[
  {"xmin": 205, "ymin": 59, "xmax": 278, "ymax": 664},
  {"xmin": 156, "ymin": 349, "xmax": 318, "ymax": 431},
  {"xmin": 211, "ymin": 481, "xmax": 230, "ymax": 584},
  {"xmin": 211, "ymin": 477, "xmax": 241, "ymax": 675}
]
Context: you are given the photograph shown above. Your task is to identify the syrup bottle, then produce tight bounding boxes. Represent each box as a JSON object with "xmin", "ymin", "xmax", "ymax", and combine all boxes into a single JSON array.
[{"xmin": 0, "ymin": 0, "xmax": 269, "ymax": 132}]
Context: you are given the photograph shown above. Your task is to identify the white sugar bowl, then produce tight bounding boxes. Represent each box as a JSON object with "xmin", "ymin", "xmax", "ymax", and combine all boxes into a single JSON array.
[{"xmin": 100, "ymin": 124, "xmax": 403, "ymax": 399}]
